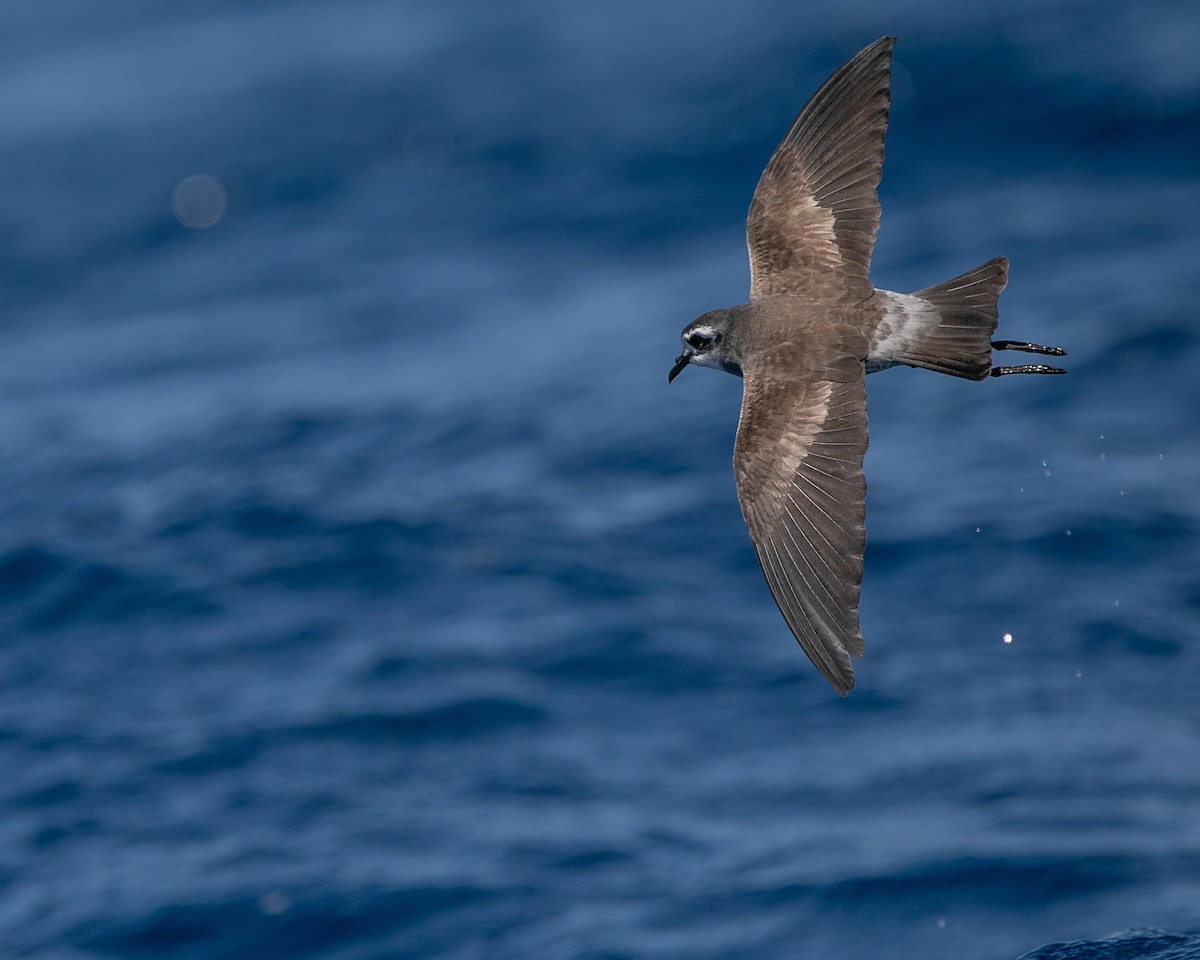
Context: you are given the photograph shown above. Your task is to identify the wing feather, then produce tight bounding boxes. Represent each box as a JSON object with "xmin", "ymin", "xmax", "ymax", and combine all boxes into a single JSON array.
[
  {"xmin": 734, "ymin": 373, "xmax": 868, "ymax": 694},
  {"xmin": 746, "ymin": 37, "xmax": 893, "ymax": 300}
]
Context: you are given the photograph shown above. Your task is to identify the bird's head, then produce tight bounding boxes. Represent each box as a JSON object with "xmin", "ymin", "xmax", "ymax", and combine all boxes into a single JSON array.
[{"xmin": 669, "ymin": 309, "xmax": 742, "ymax": 381}]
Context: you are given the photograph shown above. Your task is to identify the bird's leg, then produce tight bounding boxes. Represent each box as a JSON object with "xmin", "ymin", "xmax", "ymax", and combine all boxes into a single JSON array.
[
  {"xmin": 991, "ymin": 340, "xmax": 1066, "ymax": 357},
  {"xmin": 990, "ymin": 363, "xmax": 1067, "ymax": 376},
  {"xmin": 990, "ymin": 339, "xmax": 1067, "ymax": 376}
]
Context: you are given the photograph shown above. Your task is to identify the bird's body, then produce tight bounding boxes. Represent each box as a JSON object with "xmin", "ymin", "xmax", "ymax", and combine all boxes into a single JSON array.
[{"xmin": 669, "ymin": 37, "xmax": 1064, "ymax": 694}]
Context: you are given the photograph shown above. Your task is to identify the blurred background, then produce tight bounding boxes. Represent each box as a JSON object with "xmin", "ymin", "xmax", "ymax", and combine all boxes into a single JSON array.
[{"xmin": 1, "ymin": 1, "xmax": 1198, "ymax": 958}]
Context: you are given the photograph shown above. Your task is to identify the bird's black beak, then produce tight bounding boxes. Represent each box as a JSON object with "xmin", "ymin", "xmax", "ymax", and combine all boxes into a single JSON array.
[{"xmin": 668, "ymin": 352, "xmax": 691, "ymax": 383}]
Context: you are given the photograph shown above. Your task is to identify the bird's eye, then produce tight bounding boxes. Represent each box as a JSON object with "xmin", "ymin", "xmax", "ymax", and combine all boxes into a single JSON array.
[{"xmin": 686, "ymin": 332, "xmax": 714, "ymax": 350}]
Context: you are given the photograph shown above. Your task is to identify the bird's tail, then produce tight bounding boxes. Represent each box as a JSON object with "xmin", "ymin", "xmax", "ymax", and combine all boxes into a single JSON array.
[
  {"xmin": 885, "ymin": 257, "xmax": 1066, "ymax": 380},
  {"xmin": 895, "ymin": 257, "xmax": 1006, "ymax": 380}
]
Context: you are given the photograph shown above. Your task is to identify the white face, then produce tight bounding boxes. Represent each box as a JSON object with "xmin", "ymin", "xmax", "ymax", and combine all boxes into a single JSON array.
[
  {"xmin": 671, "ymin": 311, "xmax": 741, "ymax": 381},
  {"xmin": 681, "ymin": 323, "xmax": 723, "ymax": 368}
]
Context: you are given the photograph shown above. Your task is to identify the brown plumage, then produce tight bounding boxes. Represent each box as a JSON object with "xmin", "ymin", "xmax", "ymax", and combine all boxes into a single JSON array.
[{"xmin": 669, "ymin": 37, "xmax": 1065, "ymax": 694}]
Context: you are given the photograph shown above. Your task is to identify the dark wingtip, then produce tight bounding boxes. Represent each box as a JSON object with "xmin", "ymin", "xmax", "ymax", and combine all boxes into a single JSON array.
[
  {"xmin": 852, "ymin": 36, "xmax": 896, "ymax": 72},
  {"xmin": 830, "ymin": 671, "xmax": 854, "ymax": 697},
  {"xmin": 868, "ymin": 36, "xmax": 897, "ymax": 59},
  {"xmin": 819, "ymin": 656, "xmax": 856, "ymax": 696}
]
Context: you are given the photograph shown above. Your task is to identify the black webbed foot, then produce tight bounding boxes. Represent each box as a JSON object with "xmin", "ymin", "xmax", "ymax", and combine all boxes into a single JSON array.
[
  {"xmin": 991, "ymin": 340, "xmax": 1067, "ymax": 357},
  {"xmin": 990, "ymin": 363, "xmax": 1067, "ymax": 377}
]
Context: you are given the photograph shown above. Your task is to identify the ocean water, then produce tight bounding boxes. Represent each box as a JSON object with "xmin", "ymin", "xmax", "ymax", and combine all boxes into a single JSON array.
[{"xmin": 1, "ymin": 2, "xmax": 1199, "ymax": 958}]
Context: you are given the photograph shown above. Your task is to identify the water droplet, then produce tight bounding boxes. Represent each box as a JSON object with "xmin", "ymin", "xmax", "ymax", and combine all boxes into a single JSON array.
[
  {"xmin": 258, "ymin": 891, "xmax": 291, "ymax": 915},
  {"xmin": 1003, "ymin": 633, "xmax": 1013, "ymax": 644},
  {"xmin": 171, "ymin": 174, "xmax": 227, "ymax": 229}
]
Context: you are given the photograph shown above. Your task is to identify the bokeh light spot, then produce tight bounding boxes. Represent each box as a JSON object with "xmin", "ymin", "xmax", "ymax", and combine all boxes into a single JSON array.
[{"xmin": 172, "ymin": 174, "xmax": 228, "ymax": 229}]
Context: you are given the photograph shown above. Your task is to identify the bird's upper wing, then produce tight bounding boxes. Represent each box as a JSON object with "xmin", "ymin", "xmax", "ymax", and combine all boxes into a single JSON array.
[
  {"xmin": 746, "ymin": 36, "xmax": 893, "ymax": 301},
  {"xmin": 733, "ymin": 360, "xmax": 868, "ymax": 694}
]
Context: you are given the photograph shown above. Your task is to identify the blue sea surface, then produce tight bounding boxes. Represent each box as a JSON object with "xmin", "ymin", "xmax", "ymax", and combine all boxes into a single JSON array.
[{"xmin": 1, "ymin": 2, "xmax": 1199, "ymax": 958}]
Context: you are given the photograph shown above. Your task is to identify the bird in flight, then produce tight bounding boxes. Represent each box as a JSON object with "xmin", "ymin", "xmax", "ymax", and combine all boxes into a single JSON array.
[{"xmin": 668, "ymin": 37, "xmax": 1065, "ymax": 694}]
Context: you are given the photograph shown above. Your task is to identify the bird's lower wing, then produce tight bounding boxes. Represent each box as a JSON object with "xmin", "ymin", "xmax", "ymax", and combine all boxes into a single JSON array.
[{"xmin": 733, "ymin": 370, "xmax": 868, "ymax": 694}]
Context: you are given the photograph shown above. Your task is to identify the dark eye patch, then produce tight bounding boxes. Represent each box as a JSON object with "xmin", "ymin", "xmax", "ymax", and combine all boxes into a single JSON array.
[{"xmin": 687, "ymin": 332, "xmax": 714, "ymax": 350}]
